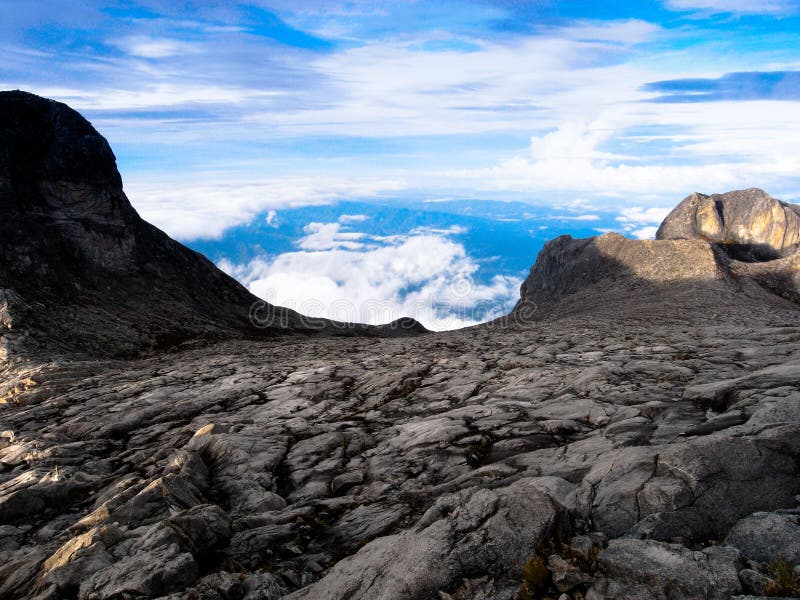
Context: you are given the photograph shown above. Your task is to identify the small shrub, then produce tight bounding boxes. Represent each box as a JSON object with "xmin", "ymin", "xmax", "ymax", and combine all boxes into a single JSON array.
[
  {"xmin": 519, "ymin": 555, "xmax": 550, "ymax": 600},
  {"xmin": 765, "ymin": 559, "xmax": 800, "ymax": 597}
]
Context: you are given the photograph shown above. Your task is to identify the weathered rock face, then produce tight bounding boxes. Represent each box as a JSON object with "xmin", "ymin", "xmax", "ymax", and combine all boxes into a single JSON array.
[
  {"xmin": 515, "ymin": 231, "xmax": 787, "ymax": 321},
  {"xmin": 2, "ymin": 306, "xmax": 800, "ymax": 600},
  {"xmin": 0, "ymin": 91, "xmax": 423, "ymax": 360},
  {"xmin": 656, "ymin": 188, "xmax": 800, "ymax": 260},
  {"xmin": 287, "ymin": 480, "xmax": 568, "ymax": 600},
  {"xmin": 518, "ymin": 196, "xmax": 800, "ymax": 317},
  {"xmin": 518, "ymin": 232, "xmax": 724, "ymax": 306},
  {"xmin": 590, "ymin": 538, "xmax": 745, "ymax": 600},
  {"xmin": 0, "ymin": 90, "xmax": 301, "ymax": 358},
  {"xmin": 652, "ymin": 187, "xmax": 800, "ymax": 303}
]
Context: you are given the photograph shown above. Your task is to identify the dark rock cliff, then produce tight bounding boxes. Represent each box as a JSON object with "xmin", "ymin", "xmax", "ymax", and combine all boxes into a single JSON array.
[{"xmin": 0, "ymin": 91, "xmax": 423, "ymax": 359}]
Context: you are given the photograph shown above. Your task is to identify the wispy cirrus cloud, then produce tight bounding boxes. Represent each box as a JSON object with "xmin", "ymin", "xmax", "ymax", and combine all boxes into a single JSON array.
[
  {"xmin": 114, "ymin": 35, "xmax": 197, "ymax": 59},
  {"xmin": 3, "ymin": 0, "xmax": 800, "ymax": 241},
  {"xmin": 663, "ymin": 0, "xmax": 798, "ymax": 15},
  {"xmin": 266, "ymin": 19, "xmax": 660, "ymax": 138}
]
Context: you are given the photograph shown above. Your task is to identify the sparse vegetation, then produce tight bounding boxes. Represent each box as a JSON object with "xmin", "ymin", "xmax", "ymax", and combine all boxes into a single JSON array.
[
  {"xmin": 519, "ymin": 556, "xmax": 550, "ymax": 600},
  {"xmin": 765, "ymin": 559, "xmax": 800, "ymax": 597}
]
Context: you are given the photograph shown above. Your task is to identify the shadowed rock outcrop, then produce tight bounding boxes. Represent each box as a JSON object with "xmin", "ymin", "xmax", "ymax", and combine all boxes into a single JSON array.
[
  {"xmin": 515, "ymin": 230, "xmax": 796, "ymax": 320},
  {"xmin": 518, "ymin": 233, "xmax": 724, "ymax": 303},
  {"xmin": 0, "ymin": 91, "xmax": 424, "ymax": 360},
  {"xmin": 516, "ymin": 188, "xmax": 800, "ymax": 320}
]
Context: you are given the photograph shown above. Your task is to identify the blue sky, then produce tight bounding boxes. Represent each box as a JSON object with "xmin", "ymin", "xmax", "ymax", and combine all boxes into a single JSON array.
[{"xmin": 3, "ymin": 0, "xmax": 800, "ymax": 328}]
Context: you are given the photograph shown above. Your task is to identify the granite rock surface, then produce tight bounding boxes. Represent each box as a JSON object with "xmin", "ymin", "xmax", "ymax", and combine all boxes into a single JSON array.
[{"xmin": 2, "ymin": 92, "xmax": 800, "ymax": 599}]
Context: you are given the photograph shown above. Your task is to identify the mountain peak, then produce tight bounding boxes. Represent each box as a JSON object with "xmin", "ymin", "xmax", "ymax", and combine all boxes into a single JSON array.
[
  {"xmin": 656, "ymin": 188, "xmax": 800, "ymax": 261},
  {"xmin": 0, "ymin": 91, "xmax": 424, "ymax": 360},
  {"xmin": 516, "ymin": 191, "xmax": 800, "ymax": 320},
  {"xmin": 0, "ymin": 90, "xmax": 121, "ymax": 189}
]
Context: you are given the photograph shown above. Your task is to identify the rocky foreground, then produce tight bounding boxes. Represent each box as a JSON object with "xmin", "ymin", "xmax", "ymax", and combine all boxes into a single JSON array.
[{"xmin": 2, "ymin": 92, "xmax": 800, "ymax": 599}]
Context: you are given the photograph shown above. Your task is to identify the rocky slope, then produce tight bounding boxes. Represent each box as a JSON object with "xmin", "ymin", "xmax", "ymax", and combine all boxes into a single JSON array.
[
  {"xmin": 0, "ymin": 91, "xmax": 423, "ymax": 362},
  {"xmin": 1, "ymin": 93, "xmax": 800, "ymax": 600},
  {"xmin": 517, "ymin": 200, "xmax": 800, "ymax": 318}
]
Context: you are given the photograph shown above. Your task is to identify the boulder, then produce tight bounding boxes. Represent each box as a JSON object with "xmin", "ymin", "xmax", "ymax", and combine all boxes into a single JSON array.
[
  {"xmin": 725, "ymin": 511, "xmax": 800, "ymax": 564},
  {"xmin": 656, "ymin": 188, "xmax": 800, "ymax": 260},
  {"xmin": 588, "ymin": 538, "xmax": 744, "ymax": 600}
]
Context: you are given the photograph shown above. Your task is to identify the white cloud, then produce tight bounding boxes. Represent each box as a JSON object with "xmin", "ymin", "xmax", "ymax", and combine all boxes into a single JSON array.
[
  {"xmin": 265, "ymin": 210, "xmax": 279, "ymax": 227},
  {"xmin": 616, "ymin": 206, "xmax": 672, "ymax": 226},
  {"xmin": 530, "ymin": 121, "xmax": 621, "ymax": 162},
  {"xmin": 411, "ymin": 225, "xmax": 468, "ymax": 235},
  {"xmin": 125, "ymin": 176, "xmax": 407, "ymax": 240},
  {"xmin": 616, "ymin": 206, "xmax": 671, "ymax": 239},
  {"xmin": 240, "ymin": 20, "xmax": 661, "ymax": 138},
  {"xmin": 115, "ymin": 36, "xmax": 195, "ymax": 59},
  {"xmin": 10, "ymin": 12, "xmax": 800, "ymax": 221},
  {"xmin": 218, "ymin": 222, "xmax": 522, "ymax": 331},
  {"xmin": 557, "ymin": 214, "xmax": 601, "ymax": 221},
  {"xmin": 298, "ymin": 222, "xmax": 366, "ymax": 250},
  {"xmin": 557, "ymin": 19, "xmax": 661, "ymax": 45},
  {"xmin": 631, "ymin": 226, "xmax": 659, "ymax": 240},
  {"xmin": 29, "ymin": 83, "xmax": 286, "ymax": 112},
  {"xmin": 338, "ymin": 213, "xmax": 370, "ymax": 223},
  {"xmin": 664, "ymin": 0, "xmax": 796, "ymax": 15},
  {"xmin": 12, "ymin": 17, "xmax": 662, "ymax": 145},
  {"xmin": 445, "ymin": 104, "xmax": 800, "ymax": 204}
]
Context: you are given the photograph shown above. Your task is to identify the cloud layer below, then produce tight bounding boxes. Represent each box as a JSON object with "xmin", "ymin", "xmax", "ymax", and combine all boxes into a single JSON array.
[{"xmin": 218, "ymin": 219, "xmax": 522, "ymax": 331}]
